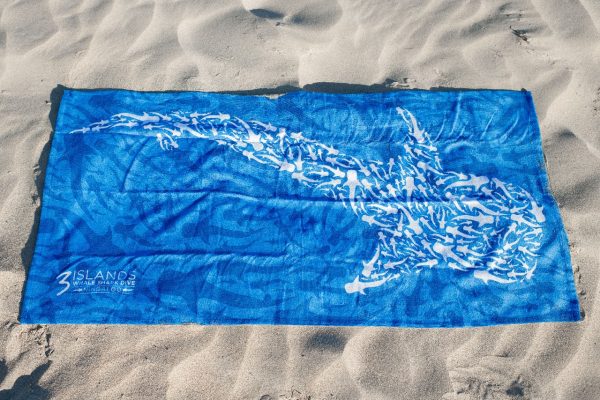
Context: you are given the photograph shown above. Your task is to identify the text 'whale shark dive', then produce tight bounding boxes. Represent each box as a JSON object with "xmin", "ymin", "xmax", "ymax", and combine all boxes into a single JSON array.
[{"xmin": 72, "ymin": 107, "xmax": 545, "ymax": 295}]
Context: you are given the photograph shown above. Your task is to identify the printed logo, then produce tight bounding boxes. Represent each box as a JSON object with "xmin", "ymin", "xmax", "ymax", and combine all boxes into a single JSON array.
[
  {"xmin": 55, "ymin": 269, "xmax": 137, "ymax": 296},
  {"xmin": 56, "ymin": 271, "xmax": 71, "ymax": 296}
]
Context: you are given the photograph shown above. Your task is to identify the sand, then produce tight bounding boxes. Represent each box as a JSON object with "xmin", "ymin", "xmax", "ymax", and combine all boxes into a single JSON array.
[{"xmin": 0, "ymin": 0, "xmax": 599, "ymax": 399}]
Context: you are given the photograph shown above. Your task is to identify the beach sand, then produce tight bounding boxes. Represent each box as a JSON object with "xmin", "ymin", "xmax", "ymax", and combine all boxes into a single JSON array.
[{"xmin": 1, "ymin": 1, "xmax": 599, "ymax": 399}]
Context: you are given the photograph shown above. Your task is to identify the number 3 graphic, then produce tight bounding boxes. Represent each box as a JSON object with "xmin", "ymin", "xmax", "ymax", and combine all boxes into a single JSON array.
[{"xmin": 56, "ymin": 271, "xmax": 71, "ymax": 296}]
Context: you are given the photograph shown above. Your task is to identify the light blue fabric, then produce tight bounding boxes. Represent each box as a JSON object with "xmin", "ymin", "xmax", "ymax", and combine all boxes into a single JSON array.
[{"xmin": 20, "ymin": 88, "xmax": 580, "ymax": 326}]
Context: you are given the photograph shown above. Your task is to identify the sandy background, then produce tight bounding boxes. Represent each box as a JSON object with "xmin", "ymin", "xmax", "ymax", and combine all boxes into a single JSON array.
[{"xmin": 0, "ymin": 0, "xmax": 599, "ymax": 399}]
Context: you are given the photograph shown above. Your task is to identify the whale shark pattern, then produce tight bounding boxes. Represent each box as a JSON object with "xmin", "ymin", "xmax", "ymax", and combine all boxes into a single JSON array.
[{"xmin": 71, "ymin": 107, "xmax": 545, "ymax": 294}]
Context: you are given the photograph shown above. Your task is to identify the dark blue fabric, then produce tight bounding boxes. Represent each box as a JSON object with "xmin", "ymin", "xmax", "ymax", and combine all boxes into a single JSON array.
[{"xmin": 20, "ymin": 89, "xmax": 580, "ymax": 326}]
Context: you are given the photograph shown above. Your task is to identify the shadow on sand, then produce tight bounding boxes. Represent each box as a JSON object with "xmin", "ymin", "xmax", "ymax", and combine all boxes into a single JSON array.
[{"xmin": 0, "ymin": 361, "xmax": 52, "ymax": 400}]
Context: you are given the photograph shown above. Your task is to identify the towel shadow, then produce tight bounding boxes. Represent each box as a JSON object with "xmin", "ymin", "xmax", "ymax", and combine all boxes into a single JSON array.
[
  {"xmin": 221, "ymin": 81, "xmax": 526, "ymax": 95},
  {"xmin": 18, "ymin": 85, "xmax": 64, "ymax": 320},
  {"xmin": 20, "ymin": 85, "xmax": 64, "ymax": 270}
]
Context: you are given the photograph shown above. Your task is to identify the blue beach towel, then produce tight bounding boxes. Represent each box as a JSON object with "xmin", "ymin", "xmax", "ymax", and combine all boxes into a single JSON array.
[{"xmin": 20, "ymin": 88, "xmax": 580, "ymax": 326}]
